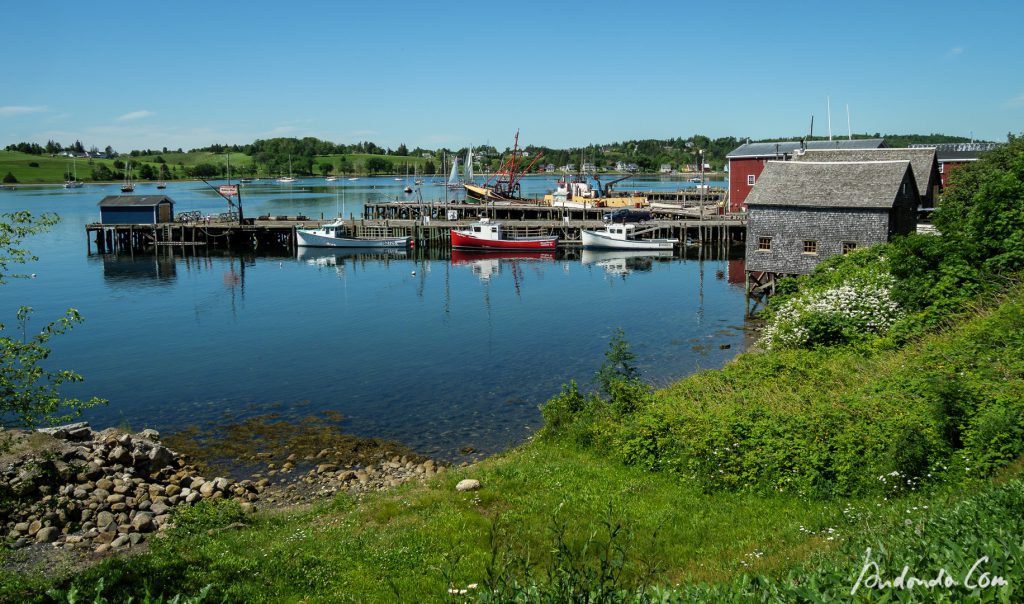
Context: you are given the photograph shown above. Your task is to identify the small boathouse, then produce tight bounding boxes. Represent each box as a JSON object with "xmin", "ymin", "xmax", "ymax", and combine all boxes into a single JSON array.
[{"xmin": 98, "ymin": 195, "xmax": 175, "ymax": 225}]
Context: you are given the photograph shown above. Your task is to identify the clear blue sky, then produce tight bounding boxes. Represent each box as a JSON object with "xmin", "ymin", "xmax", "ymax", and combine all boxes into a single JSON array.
[{"xmin": 3, "ymin": 0, "xmax": 1021, "ymax": 153}]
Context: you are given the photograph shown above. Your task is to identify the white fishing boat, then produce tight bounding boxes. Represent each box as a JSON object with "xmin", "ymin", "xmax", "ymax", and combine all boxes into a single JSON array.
[
  {"xmin": 296, "ymin": 219, "xmax": 411, "ymax": 248},
  {"xmin": 581, "ymin": 223, "xmax": 678, "ymax": 250}
]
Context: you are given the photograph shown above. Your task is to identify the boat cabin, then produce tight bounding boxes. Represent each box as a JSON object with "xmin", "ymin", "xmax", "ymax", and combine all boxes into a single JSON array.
[{"xmin": 465, "ymin": 219, "xmax": 504, "ymax": 241}]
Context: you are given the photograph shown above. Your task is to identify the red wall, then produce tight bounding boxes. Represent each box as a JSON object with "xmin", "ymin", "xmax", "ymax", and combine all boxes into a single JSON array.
[
  {"xmin": 727, "ymin": 158, "xmax": 768, "ymax": 212},
  {"xmin": 939, "ymin": 160, "xmax": 971, "ymax": 188}
]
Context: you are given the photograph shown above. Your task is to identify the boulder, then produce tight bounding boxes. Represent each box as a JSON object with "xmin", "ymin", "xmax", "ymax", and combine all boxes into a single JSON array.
[
  {"xmin": 35, "ymin": 526, "xmax": 60, "ymax": 543},
  {"xmin": 456, "ymin": 479, "xmax": 481, "ymax": 492}
]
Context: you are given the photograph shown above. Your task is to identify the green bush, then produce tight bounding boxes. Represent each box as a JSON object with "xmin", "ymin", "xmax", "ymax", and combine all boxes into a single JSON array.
[
  {"xmin": 168, "ymin": 498, "xmax": 247, "ymax": 536},
  {"xmin": 2, "ymin": 171, "xmax": 16, "ymax": 184}
]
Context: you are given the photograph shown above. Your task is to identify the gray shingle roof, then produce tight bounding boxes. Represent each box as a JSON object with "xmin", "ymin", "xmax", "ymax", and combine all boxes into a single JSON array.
[
  {"xmin": 726, "ymin": 138, "xmax": 886, "ymax": 159},
  {"xmin": 792, "ymin": 147, "xmax": 938, "ymax": 195},
  {"xmin": 909, "ymin": 142, "xmax": 1003, "ymax": 161},
  {"xmin": 98, "ymin": 195, "xmax": 174, "ymax": 207},
  {"xmin": 745, "ymin": 160, "xmax": 915, "ymax": 209}
]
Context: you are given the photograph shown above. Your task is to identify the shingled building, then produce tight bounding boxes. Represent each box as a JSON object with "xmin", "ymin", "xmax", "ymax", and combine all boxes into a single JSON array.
[{"xmin": 745, "ymin": 160, "xmax": 918, "ymax": 286}]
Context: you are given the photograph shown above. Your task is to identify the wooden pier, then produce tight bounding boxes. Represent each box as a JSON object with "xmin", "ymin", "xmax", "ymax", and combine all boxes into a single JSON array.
[{"xmin": 86, "ymin": 201, "xmax": 746, "ymax": 253}]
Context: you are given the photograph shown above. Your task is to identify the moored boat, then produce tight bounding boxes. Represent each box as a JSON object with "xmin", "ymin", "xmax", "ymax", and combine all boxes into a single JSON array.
[
  {"xmin": 296, "ymin": 219, "xmax": 412, "ymax": 248},
  {"xmin": 450, "ymin": 218, "xmax": 557, "ymax": 251},
  {"xmin": 581, "ymin": 223, "xmax": 677, "ymax": 250}
]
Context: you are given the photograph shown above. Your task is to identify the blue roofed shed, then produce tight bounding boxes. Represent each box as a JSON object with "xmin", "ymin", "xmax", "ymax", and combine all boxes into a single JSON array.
[{"xmin": 98, "ymin": 195, "xmax": 175, "ymax": 225}]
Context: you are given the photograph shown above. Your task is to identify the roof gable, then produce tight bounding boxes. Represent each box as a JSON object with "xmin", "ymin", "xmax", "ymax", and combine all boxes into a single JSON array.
[
  {"xmin": 793, "ymin": 147, "xmax": 939, "ymax": 194},
  {"xmin": 745, "ymin": 160, "xmax": 916, "ymax": 209}
]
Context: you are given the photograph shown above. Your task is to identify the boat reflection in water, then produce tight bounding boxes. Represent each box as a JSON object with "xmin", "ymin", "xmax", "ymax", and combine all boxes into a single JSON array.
[
  {"xmin": 451, "ymin": 250, "xmax": 556, "ymax": 282},
  {"xmin": 581, "ymin": 249, "xmax": 674, "ymax": 278},
  {"xmin": 297, "ymin": 246, "xmax": 409, "ymax": 274}
]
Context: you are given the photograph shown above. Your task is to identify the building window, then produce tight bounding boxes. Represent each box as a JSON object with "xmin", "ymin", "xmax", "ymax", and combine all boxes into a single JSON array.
[
  {"xmin": 842, "ymin": 241, "xmax": 857, "ymax": 254},
  {"xmin": 802, "ymin": 240, "xmax": 818, "ymax": 255},
  {"xmin": 939, "ymin": 163, "xmax": 944, "ymax": 173},
  {"xmin": 747, "ymin": 174, "xmax": 756, "ymax": 186},
  {"xmin": 757, "ymin": 236, "xmax": 772, "ymax": 251}
]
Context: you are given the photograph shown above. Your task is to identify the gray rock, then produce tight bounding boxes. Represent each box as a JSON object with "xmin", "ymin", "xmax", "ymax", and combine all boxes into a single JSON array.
[
  {"xmin": 199, "ymin": 481, "xmax": 217, "ymax": 498},
  {"xmin": 150, "ymin": 501, "xmax": 170, "ymax": 516},
  {"xmin": 110, "ymin": 535, "xmax": 129, "ymax": 548},
  {"xmin": 35, "ymin": 526, "xmax": 60, "ymax": 543},
  {"xmin": 148, "ymin": 445, "xmax": 174, "ymax": 469},
  {"xmin": 456, "ymin": 479, "xmax": 481, "ymax": 492},
  {"xmin": 137, "ymin": 429, "xmax": 160, "ymax": 441},
  {"xmin": 131, "ymin": 512, "xmax": 155, "ymax": 532},
  {"xmin": 96, "ymin": 511, "xmax": 115, "ymax": 529}
]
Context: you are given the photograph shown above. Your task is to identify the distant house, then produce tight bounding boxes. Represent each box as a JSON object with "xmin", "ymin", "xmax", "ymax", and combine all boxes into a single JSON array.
[
  {"xmin": 582, "ymin": 162, "xmax": 597, "ymax": 173},
  {"xmin": 98, "ymin": 195, "xmax": 175, "ymax": 225},
  {"xmin": 792, "ymin": 147, "xmax": 940, "ymax": 207},
  {"xmin": 659, "ymin": 164, "xmax": 673, "ymax": 173},
  {"xmin": 726, "ymin": 139, "xmax": 886, "ymax": 213},
  {"xmin": 745, "ymin": 160, "xmax": 918, "ymax": 280},
  {"xmin": 909, "ymin": 142, "xmax": 1003, "ymax": 188}
]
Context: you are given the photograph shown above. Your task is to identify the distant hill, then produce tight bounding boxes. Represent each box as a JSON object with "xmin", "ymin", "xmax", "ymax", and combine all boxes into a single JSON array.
[{"xmin": 1, "ymin": 133, "xmax": 989, "ymax": 184}]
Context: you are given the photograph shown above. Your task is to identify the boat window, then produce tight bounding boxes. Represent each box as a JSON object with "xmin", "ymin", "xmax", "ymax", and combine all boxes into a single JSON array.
[
  {"xmin": 490, "ymin": 227, "xmax": 497, "ymax": 233},
  {"xmin": 473, "ymin": 226, "xmax": 481, "ymax": 233}
]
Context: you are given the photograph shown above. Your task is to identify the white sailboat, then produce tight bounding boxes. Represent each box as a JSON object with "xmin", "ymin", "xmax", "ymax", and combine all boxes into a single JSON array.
[
  {"xmin": 277, "ymin": 156, "xmax": 296, "ymax": 183},
  {"xmin": 446, "ymin": 156, "xmax": 463, "ymax": 190},
  {"xmin": 465, "ymin": 147, "xmax": 474, "ymax": 184},
  {"xmin": 121, "ymin": 162, "xmax": 135, "ymax": 192},
  {"xmin": 63, "ymin": 159, "xmax": 83, "ymax": 188}
]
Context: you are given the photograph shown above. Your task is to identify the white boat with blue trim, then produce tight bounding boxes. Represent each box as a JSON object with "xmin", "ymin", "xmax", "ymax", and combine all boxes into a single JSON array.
[{"xmin": 296, "ymin": 219, "xmax": 411, "ymax": 248}]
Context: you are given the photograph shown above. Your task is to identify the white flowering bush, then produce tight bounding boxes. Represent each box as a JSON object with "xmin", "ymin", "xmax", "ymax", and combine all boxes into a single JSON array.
[{"xmin": 760, "ymin": 275, "xmax": 904, "ymax": 349}]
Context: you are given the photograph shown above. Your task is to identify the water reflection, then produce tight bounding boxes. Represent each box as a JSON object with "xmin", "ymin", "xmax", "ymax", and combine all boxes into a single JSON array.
[
  {"xmin": 91, "ymin": 252, "xmax": 177, "ymax": 286},
  {"xmin": 581, "ymin": 249, "xmax": 673, "ymax": 278},
  {"xmin": 451, "ymin": 250, "xmax": 556, "ymax": 283}
]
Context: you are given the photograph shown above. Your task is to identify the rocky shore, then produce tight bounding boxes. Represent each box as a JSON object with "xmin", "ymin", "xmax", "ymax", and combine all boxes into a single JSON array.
[{"xmin": 1, "ymin": 422, "xmax": 446, "ymax": 558}]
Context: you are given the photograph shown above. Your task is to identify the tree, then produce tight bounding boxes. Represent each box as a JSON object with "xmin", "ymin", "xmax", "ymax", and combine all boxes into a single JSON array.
[
  {"xmin": 319, "ymin": 162, "xmax": 334, "ymax": 177},
  {"xmin": 396, "ymin": 143, "xmax": 408, "ymax": 156},
  {"xmin": 933, "ymin": 134, "xmax": 1024, "ymax": 273},
  {"xmin": 1, "ymin": 211, "xmax": 106, "ymax": 430},
  {"xmin": 2, "ymin": 172, "xmax": 16, "ymax": 184},
  {"xmin": 365, "ymin": 157, "xmax": 391, "ymax": 174}
]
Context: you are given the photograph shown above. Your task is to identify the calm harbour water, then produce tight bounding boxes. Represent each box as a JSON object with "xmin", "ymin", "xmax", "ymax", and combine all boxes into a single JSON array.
[{"xmin": 0, "ymin": 175, "xmax": 748, "ymax": 460}]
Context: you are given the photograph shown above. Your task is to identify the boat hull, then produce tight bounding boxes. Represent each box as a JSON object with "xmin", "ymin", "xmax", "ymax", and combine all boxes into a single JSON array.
[
  {"xmin": 296, "ymin": 230, "xmax": 410, "ymax": 248},
  {"xmin": 581, "ymin": 230, "xmax": 677, "ymax": 250},
  {"xmin": 450, "ymin": 229, "xmax": 556, "ymax": 251}
]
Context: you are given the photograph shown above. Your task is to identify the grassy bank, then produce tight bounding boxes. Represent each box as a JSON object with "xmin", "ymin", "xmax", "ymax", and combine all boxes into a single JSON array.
[{"xmin": 3, "ymin": 283, "xmax": 1023, "ymax": 602}]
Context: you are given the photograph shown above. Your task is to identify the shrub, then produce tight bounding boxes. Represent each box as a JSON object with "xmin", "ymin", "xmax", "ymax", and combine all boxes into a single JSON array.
[
  {"xmin": 759, "ymin": 275, "xmax": 904, "ymax": 350},
  {"xmin": 2, "ymin": 172, "xmax": 16, "ymax": 184}
]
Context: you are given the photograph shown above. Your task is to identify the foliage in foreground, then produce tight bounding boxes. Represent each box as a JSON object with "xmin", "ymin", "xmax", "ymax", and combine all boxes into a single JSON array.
[
  {"xmin": 476, "ymin": 474, "xmax": 1024, "ymax": 603},
  {"xmin": 1, "ymin": 212, "xmax": 106, "ymax": 432}
]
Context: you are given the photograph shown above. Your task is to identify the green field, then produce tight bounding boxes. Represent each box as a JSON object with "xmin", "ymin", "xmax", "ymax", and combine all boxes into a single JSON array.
[{"xmin": 0, "ymin": 150, "xmax": 441, "ymax": 184}]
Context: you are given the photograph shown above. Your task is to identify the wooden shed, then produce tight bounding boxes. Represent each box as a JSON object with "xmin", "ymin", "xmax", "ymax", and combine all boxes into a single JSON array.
[
  {"xmin": 745, "ymin": 160, "xmax": 918, "ymax": 283},
  {"xmin": 98, "ymin": 195, "xmax": 175, "ymax": 225}
]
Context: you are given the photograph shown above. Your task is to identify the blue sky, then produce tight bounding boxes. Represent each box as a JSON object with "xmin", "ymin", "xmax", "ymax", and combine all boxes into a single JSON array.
[{"xmin": 3, "ymin": 0, "xmax": 1021, "ymax": 152}]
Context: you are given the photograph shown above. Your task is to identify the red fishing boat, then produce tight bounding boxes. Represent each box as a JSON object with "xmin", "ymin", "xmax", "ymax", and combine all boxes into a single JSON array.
[{"xmin": 450, "ymin": 218, "xmax": 557, "ymax": 251}]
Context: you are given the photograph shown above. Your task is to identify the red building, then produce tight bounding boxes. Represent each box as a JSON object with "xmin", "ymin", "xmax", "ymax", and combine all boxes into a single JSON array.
[
  {"xmin": 909, "ymin": 142, "xmax": 1002, "ymax": 189},
  {"xmin": 726, "ymin": 139, "xmax": 886, "ymax": 213}
]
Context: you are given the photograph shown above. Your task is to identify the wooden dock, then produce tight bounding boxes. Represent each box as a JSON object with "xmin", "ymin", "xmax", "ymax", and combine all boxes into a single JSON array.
[{"xmin": 86, "ymin": 201, "xmax": 746, "ymax": 253}]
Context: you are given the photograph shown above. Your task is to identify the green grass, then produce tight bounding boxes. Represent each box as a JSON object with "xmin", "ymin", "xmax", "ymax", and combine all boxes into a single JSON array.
[{"xmin": 4, "ymin": 440, "xmax": 849, "ymax": 603}]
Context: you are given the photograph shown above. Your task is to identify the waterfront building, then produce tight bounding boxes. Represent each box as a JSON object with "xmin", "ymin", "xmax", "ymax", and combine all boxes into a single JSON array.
[
  {"xmin": 99, "ymin": 195, "xmax": 175, "ymax": 225},
  {"xmin": 726, "ymin": 139, "xmax": 886, "ymax": 213},
  {"xmin": 745, "ymin": 160, "xmax": 918, "ymax": 284},
  {"xmin": 909, "ymin": 142, "xmax": 1003, "ymax": 188}
]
